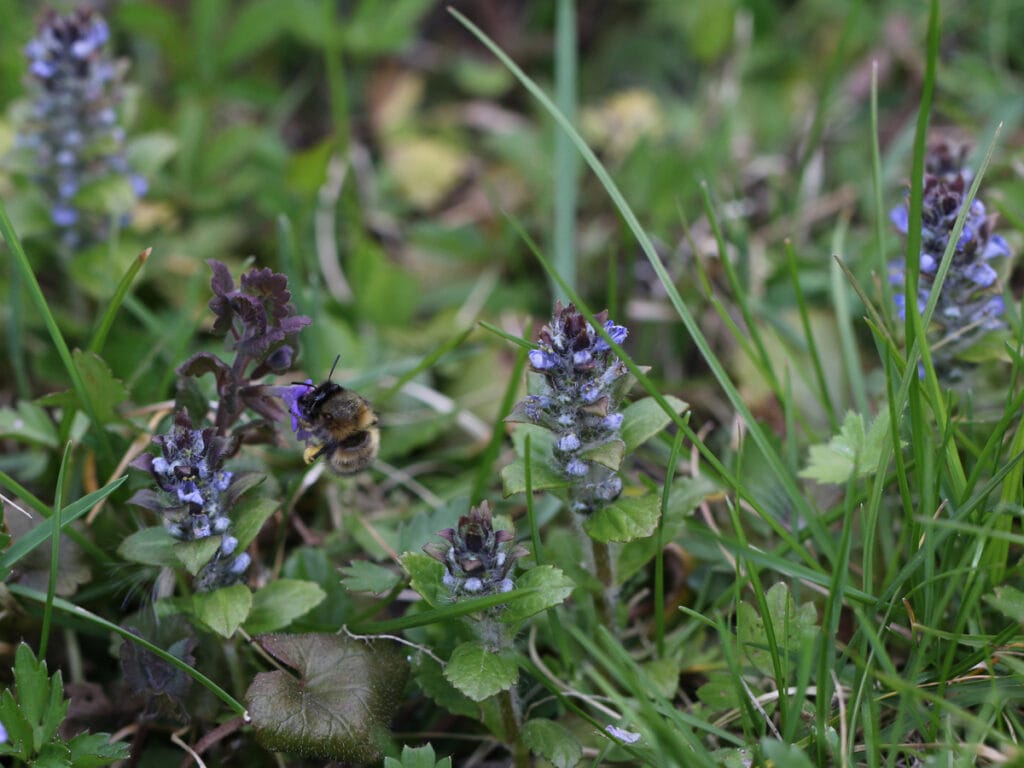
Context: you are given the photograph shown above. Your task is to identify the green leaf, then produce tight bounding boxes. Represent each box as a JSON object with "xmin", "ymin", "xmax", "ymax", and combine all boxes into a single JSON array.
[
  {"xmin": 173, "ymin": 537, "xmax": 222, "ymax": 576},
  {"xmin": 521, "ymin": 719, "xmax": 582, "ymax": 768},
  {"xmin": 244, "ymin": 579, "xmax": 326, "ymax": 634},
  {"xmin": 192, "ymin": 583, "xmax": 252, "ymax": 638},
  {"xmin": 0, "ymin": 401, "xmax": 58, "ymax": 447},
  {"xmin": 66, "ymin": 731, "xmax": 131, "ymax": 766},
  {"xmin": 126, "ymin": 132, "xmax": 179, "ymax": 177},
  {"xmin": 384, "ymin": 743, "xmax": 453, "ymax": 768},
  {"xmin": 245, "ymin": 633, "xmax": 408, "ymax": 762},
  {"xmin": 501, "ymin": 425, "xmax": 566, "ymax": 496},
  {"xmin": 580, "ymin": 439, "xmax": 625, "ymax": 471},
  {"xmin": 985, "ymin": 585, "xmax": 1024, "ymax": 623},
  {"xmin": 583, "ymin": 494, "xmax": 660, "ymax": 543},
  {"xmin": 117, "ymin": 527, "xmax": 179, "ymax": 568},
  {"xmin": 737, "ymin": 583, "xmax": 818, "ymax": 677},
  {"xmin": 413, "ymin": 658, "xmax": 479, "ymax": 720},
  {"xmin": 799, "ymin": 410, "xmax": 893, "ymax": 484},
  {"xmin": 501, "ymin": 565, "xmax": 574, "ymax": 625},
  {"xmin": 340, "ymin": 560, "xmax": 403, "ymax": 595},
  {"xmin": 0, "ymin": 688, "xmax": 34, "ymax": 759},
  {"xmin": 620, "ymin": 395, "xmax": 687, "ymax": 453},
  {"xmin": 401, "ymin": 552, "xmax": 450, "ymax": 608},
  {"xmin": 444, "ymin": 641, "xmax": 518, "ymax": 702},
  {"xmin": 15, "ymin": 642, "xmax": 55, "ymax": 730},
  {"xmin": 231, "ymin": 495, "xmax": 277, "ymax": 550},
  {"xmin": 37, "ymin": 351, "xmax": 128, "ymax": 426},
  {"xmin": 760, "ymin": 740, "xmax": 817, "ymax": 768}
]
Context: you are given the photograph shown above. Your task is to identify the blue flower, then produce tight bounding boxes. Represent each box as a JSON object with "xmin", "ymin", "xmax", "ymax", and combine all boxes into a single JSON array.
[
  {"xmin": 19, "ymin": 8, "xmax": 144, "ymax": 255},
  {"xmin": 889, "ymin": 142, "xmax": 1010, "ymax": 370},
  {"xmin": 511, "ymin": 302, "xmax": 632, "ymax": 514}
]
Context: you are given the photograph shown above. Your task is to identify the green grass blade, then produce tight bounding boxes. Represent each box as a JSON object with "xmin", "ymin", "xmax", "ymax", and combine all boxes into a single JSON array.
[
  {"xmin": 0, "ymin": 197, "xmax": 111, "ymax": 460},
  {"xmin": 88, "ymin": 246, "xmax": 151, "ymax": 354},
  {"xmin": 552, "ymin": 0, "xmax": 578, "ymax": 300},
  {"xmin": 450, "ymin": 7, "xmax": 834, "ymax": 567}
]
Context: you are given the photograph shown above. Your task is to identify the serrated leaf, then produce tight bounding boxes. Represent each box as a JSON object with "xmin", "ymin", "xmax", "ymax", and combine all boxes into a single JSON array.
[
  {"xmin": 620, "ymin": 396, "xmax": 687, "ymax": 452},
  {"xmin": 15, "ymin": 642, "xmax": 54, "ymax": 728},
  {"xmin": 401, "ymin": 552, "xmax": 450, "ymax": 608},
  {"xmin": 0, "ymin": 689, "xmax": 33, "ymax": 758},
  {"xmin": 501, "ymin": 565, "xmax": 574, "ymax": 625},
  {"xmin": 340, "ymin": 560, "xmax": 403, "ymax": 595},
  {"xmin": 117, "ymin": 526, "xmax": 179, "ymax": 568},
  {"xmin": 244, "ymin": 579, "xmax": 326, "ymax": 634},
  {"xmin": 172, "ymin": 536, "xmax": 222, "ymax": 576},
  {"xmin": 583, "ymin": 494, "xmax": 660, "ymax": 543},
  {"xmin": 737, "ymin": 583, "xmax": 818, "ymax": 677},
  {"xmin": 38, "ymin": 351, "xmax": 128, "ymax": 426},
  {"xmin": 383, "ymin": 743, "xmax": 453, "ymax": 768},
  {"xmin": 799, "ymin": 410, "xmax": 893, "ymax": 484},
  {"xmin": 231, "ymin": 495, "xmax": 277, "ymax": 550},
  {"xmin": 192, "ymin": 583, "xmax": 252, "ymax": 637},
  {"xmin": 245, "ymin": 633, "xmax": 408, "ymax": 763},
  {"xmin": 521, "ymin": 719, "xmax": 582, "ymax": 768},
  {"xmin": 444, "ymin": 641, "xmax": 518, "ymax": 701},
  {"xmin": 985, "ymin": 585, "xmax": 1024, "ymax": 623},
  {"xmin": 66, "ymin": 731, "xmax": 131, "ymax": 765},
  {"xmin": 0, "ymin": 401, "xmax": 58, "ymax": 447}
]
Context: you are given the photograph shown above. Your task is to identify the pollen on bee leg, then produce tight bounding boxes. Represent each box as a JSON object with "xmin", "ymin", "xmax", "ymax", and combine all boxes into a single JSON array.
[{"xmin": 302, "ymin": 444, "xmax": 323, "ymax": 465}]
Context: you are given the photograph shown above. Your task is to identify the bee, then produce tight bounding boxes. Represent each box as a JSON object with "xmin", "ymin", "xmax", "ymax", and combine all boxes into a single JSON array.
[{"xmin": 292, "ymin": 359, "xmax": 380, "ymax": 475}]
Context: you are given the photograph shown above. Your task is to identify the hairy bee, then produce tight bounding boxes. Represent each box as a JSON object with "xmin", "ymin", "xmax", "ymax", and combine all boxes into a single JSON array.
[{"xmin": 292, "ymin": 363, "xmax": 380, "ymax": 475}]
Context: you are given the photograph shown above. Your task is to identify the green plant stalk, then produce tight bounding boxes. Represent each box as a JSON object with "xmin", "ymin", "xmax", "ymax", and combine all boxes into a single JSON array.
[
  {"xmin": 450, "ymin": 8, "xmax": 835, "ymax": 568},
  {"xmin": 89, "ymin": 247, "xmax": 150, "ymax": 354},
  {"xmin": 498, "ymin": 687, "xmax": 528, "ymax": 768},
  {"xmin": 589, "ymin": 536, "xmax": 616, "ymax": 630},
  {"xmin": 378, "ymin": 326, "xmax": 475, "ymax": 404},
  {"xmin": 472, "ymin": 341, "xmax": 529, "ymax": 504},
  {"xmin": 0, "ymin": 198, "xmax": 112, "ymax": 462},
  {"xmin": 39, "ymin": 443, "xmax": 72, "ymax": 659},
  {"xmin": 8, "ymin": 262, "xmax": 29, "ymax": 398},
  {"xmin": 11, "ymin": 582, "xmax": 246, "ymax": 715},
  {"xmin": 523, "ymin": 433, "xmax": 572, "ymax": 671},
  {"xmin": 655, "ymin": 428, "xmax": 686, "ymax": 657},
  {"xmin": 785, "ymin": 239, "xmax": 837, "ymax": 428},
  {"xmin": 552, "ymin": 0, "xmax": 578, "ymax": 301},
  {"xmin": 700, "ymin": 184, "xmax": 784, "ymax": 406}
]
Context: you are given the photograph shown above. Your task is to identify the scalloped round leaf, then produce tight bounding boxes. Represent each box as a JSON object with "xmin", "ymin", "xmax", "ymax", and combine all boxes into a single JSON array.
[
  {"xmin": 501, "ymin": 565, "xmax": 574, "ymax": 625},
  {"xmin": 521, "ymin": 718, "xmax": 582, "ymax": 768},
  {"xmin": 583, "ymin": 494, "xmax": 661, "ymax": 543},
  {"xmin": 620, "ymin": 395, "xmax": 687, "ymax": 453},
  {"xmin": 400, "ymin": 552, "xmax": 450, "ymax": 608},
  {"xmin": 245, "ymin": 633, "xmax": 408, "ymax": 762},
  {"xmin": 443, "ymin": 641, "xmax": 518, "ymax": 702},
  {"xmin": 243, "ymin": 579, "xmax": 327, "ymax": 634},
  {"xmin": 173, "ymin": 536, "xmax": 223, "ymax": 576},
  {"xmin": 192, "ymin": 583, "xmax": 252, "ymax": 637},
  {"xmin": 0, "ymin": 402, "xmax": 58, "ymax": 448},
  {"xmin": 118, "ymin": 526, "xmax": 179, "ymax": 568}
]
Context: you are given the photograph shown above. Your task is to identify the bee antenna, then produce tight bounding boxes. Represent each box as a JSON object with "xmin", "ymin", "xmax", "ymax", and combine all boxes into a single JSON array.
[{"xmin": 328, "ymin": 354, "xmax": 341, "ymax": 381}]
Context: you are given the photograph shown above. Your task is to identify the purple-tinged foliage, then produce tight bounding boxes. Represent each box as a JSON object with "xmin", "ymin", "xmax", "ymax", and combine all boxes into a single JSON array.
[
  {"xmin": 19, "ymin": 8, "xmax": 144, "ymax": 255},
  {"xmin": 510, "ymin": 302, "xmax": 632, "ymax": 515},
  {"xmin": 889, "ymin": 142, "xmax": 1010, "ymax": 371},
  {"xmin": 178, "ymin": 260, "xmax": 311, "ymax": 435},
  {"xmin": 423, "ymin": 501, "xmax": 529, "ymax": 598}
]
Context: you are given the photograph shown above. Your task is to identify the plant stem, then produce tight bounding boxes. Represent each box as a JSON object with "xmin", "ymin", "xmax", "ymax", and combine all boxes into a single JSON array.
[
  {"xmin": 591, "ymin": 538, "xmax": 617, "ymax": 629},
  {"xmin": 497, "ymin": 688, "xmax": 529, "ymax": 768}
]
